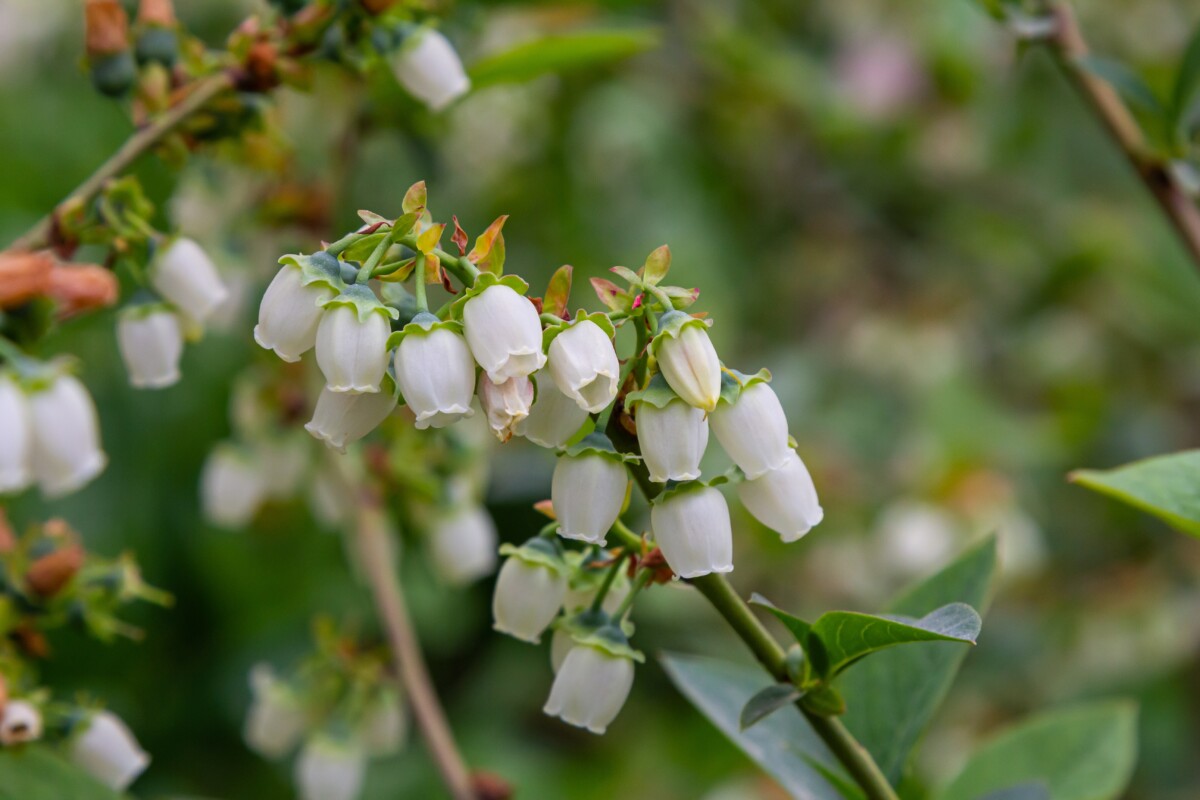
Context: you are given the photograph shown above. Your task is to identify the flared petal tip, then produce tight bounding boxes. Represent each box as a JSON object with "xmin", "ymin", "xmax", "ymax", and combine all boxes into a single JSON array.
[
  {"xmin": 39, "ymin": 451, "xmax": 108, "ymax": 498},
  {"xmin": 129, "ymin": 370, "xmax": 182, "ymax": 390},
  {"xmin": 325, "ymin": 383, "xmax": 381, "ymax": 395},
  {"xmin": 304, "ymin": 423, "xmax": 349, "ymax": 454},
  {"xmin": 556, "ymin": 527, "xmax": 607, "ymax": 546},
  {"xmin": 676, "ymin": 563, "xmax": 734, "ymax": 580},
  {"xmin": 493, "ymin": 623, "xmax": 541, "ymax": 645},
  {"xmin": 649, "ymin": 470, "xmax": 702, "ymax": 484},
  {"xmin": 414, "ymin": 406, "xmax": 474, "ymax": 430},
  {"xmin": 254, "ymin": 327, "xmax": 304, "ymax": 363}
]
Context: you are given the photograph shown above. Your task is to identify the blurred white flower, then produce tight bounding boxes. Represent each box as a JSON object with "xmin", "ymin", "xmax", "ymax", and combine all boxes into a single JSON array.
[
  {"xmin": 295, "ymin": 737, "xmax": 365, "ymax": 800},
  {"xmin": 0, "ymin": 699, "xmax": 42, "ymax": 746},
  {"xmin": 361, "ymin": 690, "xmax": 406, "ymax": 757},
  {"xmin": 493, "ymin": 555, "xmax": 567, "ymax": 643},
  {"xmin": 201, "ymin": 444, "xmax": 266, "ymax": 529},
  {"xmin": 27, "ymin": 373, "xmax": 107, "ymax": 498},
  {"xmin": 429, "ymin": 506, "xmax": 498, "ymax": 585},
  {"xmin": 873, "ymin": 501, "xmax": 957, "ymax": 580},
  {"xmin": 117, "ymin": 306, "xmax": 184, "ymax": 389},
  {"xmin": 0, "ymin": 373, "xmax": 32, "ymax": 493},
  {"xmin": 392, "ymin": 29, "xmax": 471, "ymax": 112},
  {"xmin": 244, "ymin": 664, "xmax": 306, "ymax": 760},
  {"xmin": 305, "ymin": 387, "xmax": 397, "ymax": 453},
  {"xmin": 150, "ymin": 237, "xmax": 229, "ymax": 324},
  {"xmin": 69, "ymin": 711, "xmax": 150, "ymax": 792}
]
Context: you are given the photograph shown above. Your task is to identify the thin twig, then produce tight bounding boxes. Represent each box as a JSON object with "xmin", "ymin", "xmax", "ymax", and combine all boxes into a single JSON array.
[
  {"xmin": 9, "ymin": 71, "xmax": 236, "ymax": 253},
  {"xmin": 1046, "ymin": 1, "xmax": 1200, "ymax": 269}
]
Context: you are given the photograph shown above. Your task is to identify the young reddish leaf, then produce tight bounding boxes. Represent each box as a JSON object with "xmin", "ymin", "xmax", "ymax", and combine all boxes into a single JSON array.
[
  {"xmin": 643, "ymin": 244, "xmax": 671, "ymax": 285},
  {"xmin": 661, "ymin": 284, "xmax": 700, "ymax": 308},
  {"xmin": 451, "ymin": 216, "xmax": 469, "ymax": 256},
  {"xmin": 357, "ymin": 209, "xmax": 390, "ymax": 226},
  {"xmin": 590, "ymin": 277, "xmax": 631, "ymax": 312},
  {"xmin": 468, "ymin": 215, "xmax": 509, "ymax": 275},
  {"xmin": 417, "ymin": 222, "xmax": 445, "ymax": 255},
  {"xmin": 534, "ymin": 499, "xmax": 556, "ymax": 519},
  {"xmin": 610, "ymin": 265, "xmax": 641, "ymax": 286},
  {"xmin": 402, "ymin": 181, "xmax": 427, "ymax": 215},
  {"xmin": 425, "ymin": 252, "xmax": 443, "ymax": 284},
  {"xmin": 544, "ymin": 264, "xmax": 574, "ymax": 319}
]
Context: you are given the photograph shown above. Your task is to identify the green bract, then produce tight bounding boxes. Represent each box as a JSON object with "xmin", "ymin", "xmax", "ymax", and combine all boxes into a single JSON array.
[
  {"xmin": 559, "ymin": 432, "xmax": 640, "ymax": 465},
  {"xmin": 385, "ymin": 311, "xmax": 464, "ymax": 350},
  {"xmin": 573, "ymin": 622, "xmax": 645, "ymax": 664},
  {"xmin": 499, "ymin": 536, "xmax": 568, "ymax": 576},
  {"xmin": 541, "ymin": 309, "xmax": 616, "ymax": 350},
  {"xmin": 446, "ymin": 271, "xmax": 529, "ymax": 321},
  {"xmin": 648, "ymin": 309, "xmax": 713, "ymax": 361},
  {"xmin": 624, "ymin": 372, "xmax": 681, "ymax": 411},
  {"xmin": 652, "ymin": 473, "xmax": 732, "ymax": 505},
  {"xmin": 278, "ymin": 251, "xmax": 346, "ymax": 294},
  {"xmin": 319, "ymin": 284, "xmax": 400, "ymax": 324},
  {"xmin": 716, "ymin": 367, "xmax": 772, "ymax": 408}
]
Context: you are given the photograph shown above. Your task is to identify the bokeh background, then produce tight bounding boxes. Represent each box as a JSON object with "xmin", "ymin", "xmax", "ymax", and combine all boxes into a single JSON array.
[{"xmin": 3, "ymin": 0, "xmax": 1200, "ymax": 797}]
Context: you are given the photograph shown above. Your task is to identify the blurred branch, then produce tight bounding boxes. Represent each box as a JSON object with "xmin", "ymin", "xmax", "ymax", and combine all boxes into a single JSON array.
[
  {"xmin": 1045, "ymin": 2, "xmax": 1200, "ymax": 269},
  {"xmin": 8, "ymin": 71, "xmax": 235, "ymax": 253}
]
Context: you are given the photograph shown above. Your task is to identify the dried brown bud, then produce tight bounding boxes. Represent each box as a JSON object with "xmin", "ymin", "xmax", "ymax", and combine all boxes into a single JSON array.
[
  {"xmin": 244, "ymin": 41, "xmax": 280, "ymax": 91},
  {"xmin": 0, "ymin": 250, "xmax": 54, "ymax": 309},
  {"xmin": 136, "ymin": 0, "xmax": 176, "ymax": 27},
  {"xmin": 12, "ymin": 626, "xmax": 49, "ymax": 659},
  {"xmin": 85, "ymin": 0, "xmax": 131, "ymax": 57},
  {"xmin": 46, "ymin": 263, "xmax": 119, "ymax": 319},
  {"xmin": 26, "ymin": 544, "xmax": 85, "ymax": 598},
  {"xmin": 471, "ymin": 772, "xmax": 514, "ymax": 800}
]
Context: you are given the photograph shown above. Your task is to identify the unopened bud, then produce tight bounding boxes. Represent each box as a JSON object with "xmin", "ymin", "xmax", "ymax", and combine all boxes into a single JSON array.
[
  {"xmin": 26, "ymin": 543, "xmax": 85, "ymax": 597},
  {"xmin": 0, "ymin": 700, "xmax": 43, "ymax": 746},
  {"xmin": 136, "ymin": 0, "xmax": 175, "ymax": 27},
  {"xmin": 48, "ymin": 263, "xmax": 119, "ymax": 319},
  {"xmin": 85, "ymin": 0, "xmax": 131, "ymax": 57},
  {"xmin": 0, "ymin": 250, "xmax": 53, "ymax": 309}
]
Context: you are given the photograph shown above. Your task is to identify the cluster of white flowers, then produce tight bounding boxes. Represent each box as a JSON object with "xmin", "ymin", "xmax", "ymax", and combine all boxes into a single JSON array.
[{"xmin": 0, "ymin": 700, "xmax": 149, "ymax": 791}]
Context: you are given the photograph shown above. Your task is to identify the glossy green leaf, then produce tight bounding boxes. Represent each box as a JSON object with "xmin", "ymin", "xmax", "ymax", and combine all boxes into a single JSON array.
[
  {"xmin": 469, "ymin": 29, "xmax": 660, "ymax": 89},
  {"xmin": 807, "ymin": 603, "xmax": 979, "ymax": 678},
  {"xmin": 1070, "ymin": 450, "xmax": 1200, "ymax": 537},
  {"xmin": 750, "ymin": 593, "xmax": 813, "ymax": 643},
  {"xmin": 661, "ymin": 654, "xmax": 850, "ymax": 800},
  {"xmin": 939, "ymin": 702, "xmax": 1138, "ymax": 800},
  {"xmin": 0, "ymin": 745, "xmax": 123, "ymax": 800},
  {"xmin": 840, "ymin": 536, "xmax": 998, "ymax": 782},
  {"xmin": 1076, "ymin": 56, "xmax": 1165, "ymax": 116},
  {"xmin": 739, "ymin": 683, "xmax": 800, "ymax": 730}
]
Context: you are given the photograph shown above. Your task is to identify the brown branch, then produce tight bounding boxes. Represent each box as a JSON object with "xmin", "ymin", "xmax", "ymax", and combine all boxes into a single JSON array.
[{"xmin": 1047, "ymin": 1, "xmax": 1200, "ymax": 269}]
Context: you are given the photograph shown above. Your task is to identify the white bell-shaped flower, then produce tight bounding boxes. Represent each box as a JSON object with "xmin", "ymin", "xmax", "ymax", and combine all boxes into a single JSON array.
[
  {"xmin": 200, "ymin": 444, "xmax": 266, "ymax": 529},
  {"xmin": 550, "ymin": 628, "xmax": 574, "ymax": 673},
  {"xmin": 305, "ymin": 384, "xmax": 398, "ymax": 453},
  {"xmin": 27, "ymin": 373, "xmax": 107, "ymax": 498},
  {"xmin": 0, "ymin": 374, "xmax": 32, "ymax": 493},
  {"xmin": 650, "ymin": 485, "xmax": 733, "ymax": 579},
  {"xmin": 492, "ymin": 548, "xmax": 567, "ymax": 643},
  {"xmin": 149, "ymin": 237, "xmax": 229, "ymax": 324},
  {"xmin": 116, "ymin": 305, "xmax": 184, "ymax": 389},
  {"xmin": 709, "ymin": 380, "xmax": 791, "ymax": 479},
  {"xmin": 477, "ymin": 372, "xmax": 534, "ymax": 442},
  {"xmin": 463, "ymin": 282, "xmax": 547, "ymax": 382},
  {"xmin": 652, "ymin": 311, "xmax": 721, "ymax": 412},
  {"xmin": 551, "ymin": 448, "xmax": 629, "ymax": 545},
  {"xmin": 393, "ymin": 316, "xmax": 476, "ymax": 429},
  {"xmin": 244, "ymin": 664, "xmax": 306, "ymax": 760},
  {"xmin": 544, "ymin": 645, "xmax": 635, "ymax": 734},
  {"xmin": 254, "ymin": 254, "xmax": 341, "ymax": 362},
  {"xmin": 636, "ymin": 398, "xmax": 708, "ymax": 483},
  {"xmin": 0, "ymin": 699, "xmax": 43, "ymax": 745},
  {"xmin": 361, "ymin": 689, "xmax": 406, "ymax": 757},
  {"xmin": 295, "ymin": 737, "xmax": 365, "ymax": 800},
  {"xmin": 737, "ymin": 451, "xmax": 823, "ymax": 543},
  {"xmin": 315, "ymin": 300, "xmax": 393, "ymax": 395},
  {"xmin": 69, "ymin": 710, "xmax": 150, "ymax": 792},
  {"xmin": 392, "ymin": 29, "xmax": 470, "ymax": 112},
  {"xmin": 429, "ymin": 505, "xmax": 498, "ymax": 585},
  {"xmin": 514, "ymin": 374, "xmax": 589, "ymax": 449},
  {"xmin": 547, "ymin": 319, "xmax": 619, "ymax": 413}
]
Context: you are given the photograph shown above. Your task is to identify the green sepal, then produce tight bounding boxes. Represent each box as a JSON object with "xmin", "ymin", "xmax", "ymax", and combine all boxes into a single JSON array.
[
  {"xmin": 716, "ymin": 367, "xmax": 772, "ymax": 407},
  {"xmin": 117, "ymin": 299, "xmax": 174, "ymax": 321},
  {"xmin": 652, "ymin": 473, "xmax": 731, "ymax": 505},
  {"xmin": 573, "ymin": 622, "xmax": 645, "ymax": 664},
  {"xmin": 320, "ymin": 284, "xmax": 400, "ymax": 323},
  {"xmin": 342, "ymin": 231, "xmax": 391, "ymax": 263},
  {"xmin": 541, "ymin": 309, "xmax": 617, "ymax": 350},
  {"xmin": 624, "ymin": 372, "xmax": 682, "ymax": 411},
  {"xmin": 278, "ymin": 251, "xmax": 345, "ymax": 293},
  {"xmin": 8, "ymin": 355, "xmax": 77, "ymax": 393},
  {"xmin": 648, "ymin": 310, "xmax": 713, "ymax": 360},
  {"xmin": 560, "ymin": 432, "xmax": 640, "ymax": 464},
  {"xmin": 499, "ymin": 536, "xmax": 568, "ymax": 576},
  {"xmin": 385, "ymin": 310, "xmax": 463, "ymax": 349},
  {"xmin": 445, "ymin": 271, "xmax": 530, "ymax": 321}
]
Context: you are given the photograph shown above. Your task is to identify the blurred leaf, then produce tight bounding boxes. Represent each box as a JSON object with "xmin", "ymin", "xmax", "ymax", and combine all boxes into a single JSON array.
[
  {"xmin": 590, "ymin": 277, "xmax": 631, "ymax": 312},
  {"xmin": 468, "ymin": 29, "xmax": 660, "ymax": 89},
  {"xmin": 740, "ymin": 683, "xmax": 800, "ymax": 730},
  {"xmin": 543, "ymin": 264, "xmax": 573, "ymax": 318},
  {"xmin": 799, "ymin": 684, "xmax": 847, "ymax": 717},
  {"xmin": 978, "ymin": 784, "xmax": 1053, "ymax": 800},
  {"xmin": 642, "ymin": 244, "xmax": 671, "ymax": 285},
  {"xmin": 467, "ymin": 215, "xmax": 508, "ymax": 275},
  {"xmin": 840, "ymin": 537, "xmax": 998, "ymax": 782},
  {"xmin": 1170, "ymin": 21, "xmax": 1200, "ymax": 130},
  {"xmin": 661, "ymin": 654, "xmax": 850, "ymax": 800},
  {"xmin": 1070, "ymin": 450, "xmax": 1200, "ymax": 537},
  {"xmin": 938, "ymin": 702, "xmax": 1138, "ymax": 800},
  {"xmin": 0, "ymin": 746, "xmax": 122, "ymax": 800},
  {"xmin": 402, "ymin": 181, "xmax": 426, "ymax": 214},
  {"xmin": 451, "ymin": 216, "xmax": 468, "ymax": 255},
  {"xmin": 1076, "ymin": 56, "xmax": 1165, "ymax": 117}
]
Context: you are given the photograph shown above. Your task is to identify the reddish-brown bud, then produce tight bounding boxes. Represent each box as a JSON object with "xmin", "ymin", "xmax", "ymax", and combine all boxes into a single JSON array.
[
  {"xmin": 26, "ymin": 544, "xmax": 85, "ymax": 598},
  {"xmin": 137, "ymin": 0, "xmax": 176, "ymax": 27},
  {"xmin": 85, "ymin": 0, "xmax": 131, "ymax": 57},
  {"xmin": 47, "ymin": 263, "xmax": 120, "ymax": 319},
  {"xmin": 0, "ymin": 250, "xmax": 54, "ymax": 309},
  {"xmin": 471, "ymin": 772, "xmax": 514, "ymax": 800}
]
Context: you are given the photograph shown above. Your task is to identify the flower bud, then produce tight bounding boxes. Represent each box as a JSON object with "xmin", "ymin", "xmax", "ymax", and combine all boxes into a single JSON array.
[
  {"xmin": 709, "ymin": 380, "xmax": 791, "ymax": 479},
  {"xmin": 254, "ymin": 256, "xmax": 340, "ymax": 362},
  {"xmin": 651, "ymin": 311, "xmax": 721, "ymax": 412},
  {"xmin": 0, "ymin": 374, "xmax": 32, "ymax": 493},
  {"xmin": 547, "ymin": 319, "xmax": 619, "ymax": 413},
  {"xmin": 116, "ymin": 305, "xmax": 183, "ymax": 389},
  {"xmin": 478, "ymin": 373, "xmax": 534, "ymax": 442},
  {"xmin": 245, "ymin": 664, "xmax": 306, "ymax": 760},
  {"xmin": 305, "ymin": 385, "xmax": 397, "ymax": 452},
  {"xmin": 492, "ymin": 544, "xmax": 567, "ymax": 643},
  {"xmin": 551, "ymin": 450, "xmax": 628, "ymax": 545},
  {"xmin": 429, "ymin": 506, "xmax": 498, "ymax": 585},
  {"xmin": 463, "ymin": 283, "xmax": 546, "ymax": 383},
  {"xmin": 0, "ymin": 699, "xmax": 43, "ymax": 746},
  {"xmin": 543, "ymin": 645, "xmax": 635, "ymax": 734},
  {"xmin": 69, "ymin": 710, "xmax": 150, "ymax": 791},
  {"xmin": 315, "ymin": 292, "xmax": 394, "ymax": 394},
  {"xmin": 392, "ymin": 29, "xmax": 470, "ymax": 112},
  {"xmin": 650, "ymin": 485, "xmax": 733, "ymax": 579},
  {"xmin": 736, "ymin": 451, "xmax": 823, "ymax": 543},
  {"xmin": 295, "ymin": 737, "xmax": 365, "ymax": 800},
  {"xmin": 635, "ymin": 398, "xmax": 708, "ymax": 483},
  {"xmin": 393, "ymin": 315, "xmax": 476, "ymax": 429},
  {"xmin": 149, "ymin": 237, "xmax": 229, "ymax": 324},
  {"xmin": 48, "ymin": 263, "xmax": 120, "ymax": 319},
  {"xmin": 26, "ymin": 542, "xmax": 85, "ymax": 597},
  {"xmin": 361, "ymin": 689, "xmax": 406, "ymax": 757},
  {"xmin": 200, "ymin": 444, "xmax": 266, "ymax": 529},
  {"xmin": 27, "ymin": 374, "xmax": 107, "ymax": 498},
  {"xmin": 514, "ymin": 374, "xmax": 589, "ymax": 449}
]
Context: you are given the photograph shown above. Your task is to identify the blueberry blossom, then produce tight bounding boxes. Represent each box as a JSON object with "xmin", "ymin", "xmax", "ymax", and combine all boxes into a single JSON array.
[
  {"xmin": 650, "ymin": 483, "xmax": 734, "ymax": 579},
  {"xmin": 305, "ymin": 379, "xmax": 399, "ymax": 452},
  {"xmin": 627, "ymin": 374, "xmax": 708, "ymax": 483},
  {"xmin": 492, "ymin": 537, "xmax": 568, "ymax": 643},
  {"xmin": 544, "ymin": 625, "xmax": 641, "ymax": 734},
  {"xmin": 392, "ymin": 29, "xmax": 470, "ymax": 112},
  {"xmin": 551, "ymin": 434, "xmax": 636, "ymax": 545},
  {"xmin": 244, "ymin": 663, "xmax": 306, "ymax": 760},
  {"xmin": 295, "ymin": 736, "xmax": 365, "ymax": 800},
  {"xmin": 316, "ymin": 285, "xmax": 398, "ymax": 394},
  {"xmin": 0, "ymin": 699, "xmax": 42, "ymax": 746},
  {"xmin": 514, "ymin": 373, "xmax": 589, "ymax": 449},
  {"xmin": 116, "ymin": 303, "xmax": 183, "ymax": 389},
  {"xmin": 149, "ymin": 236, "xmax": 229, "ymax": 324},
  {"xmin": 708, "ymin": 371, "xmax": 792, "ymax": 479},
  {"xmin": 462, "ymin": 276, "xmax": 546, "ymax": 383},
  {"xmin": 736, "ymin": 450, "xmax": 823, "ymax": 542},
  {"xmin": 69, "ymin": 710, "xmax": 151, "ymax": 792},
  {"xmin": 27, "ymin": 371, "xmax": 107, "ymax": 498},
  {"xmin": 429, "ymin": 505, "xmax": 498, "ymax": 585},
  {"xmin": 0, "ymin": 373, "xmax": 32, "ymax": 493},
  {"xmin": 546, "ymin": 316, "xmax": 620, "ymax": 413},
  {"xmin": 477, "ymin": 372, "xmax": 534, "ymax": 442},
  {"xmin": 254, "ymin": 251, "xmax": 343, "ymax": 363},
  {"xmin": 390, "ymin": 313, "xmax": 476, "ymax": 429},
  {"xmin": 649, "ymin": 310, "xmax": 721, "ymax": 412},
  {"xmin": 200, "ymin": 443, "xmax": 266, "ymax": 529}
]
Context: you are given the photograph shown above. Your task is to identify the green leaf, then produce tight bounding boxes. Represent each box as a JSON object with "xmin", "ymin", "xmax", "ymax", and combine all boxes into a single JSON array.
[
  {"xmin": 401, "ymin": 181, "xmax": 426, "ymax": 215},
  {"xmin": 1070, "ymin": 449, "xmax": 1200, "ymax": 537},
  {"xmin": 978, "ymin": 784, "xmax": 1052, "ymax": 800},
  {"xmin": 739, "ymin": 683, "xmax": 801, "ymax": 730},
  {"xmin": 642, "ymin": 244, "xmax": 671, "ymax": 285},
  {"xmin": 938, "ymin": 702, "xmax": 1138, "ymax": 800},
  {"xmin": 543, "ymin": 264, "xmax": 573, "ymax": 319},
  {"xmin": 469, "ymin": 29, "xmax": 660, "ymax": 90},
  {"xmin": 840, "ymin": 536, "xmax": 998, "ymax": 782},
  {"xmin": 750, "ymin": 593, "xmax": 813, "ymax": 646},
  {"xmin": 0, "ymin": 745, "xmax": 123, "ymax": 800},
  {"xmin": 1075, "ymin": 56, "xmax": 1165, "ymax": 116},
  {"xmin": 1170, "ymin": 21, "xmax": 1200, "ymax": 129},
  {"xmin": 660, "ymin": 654, "xmax": 850, "ymax": 800},
  {"xmin": 589, "ymin": 277, "xmax": 631, "ymax": 312},
  {"xmin": 799, "ymin": 684, "xmax": 847, "ymax": 717}
]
